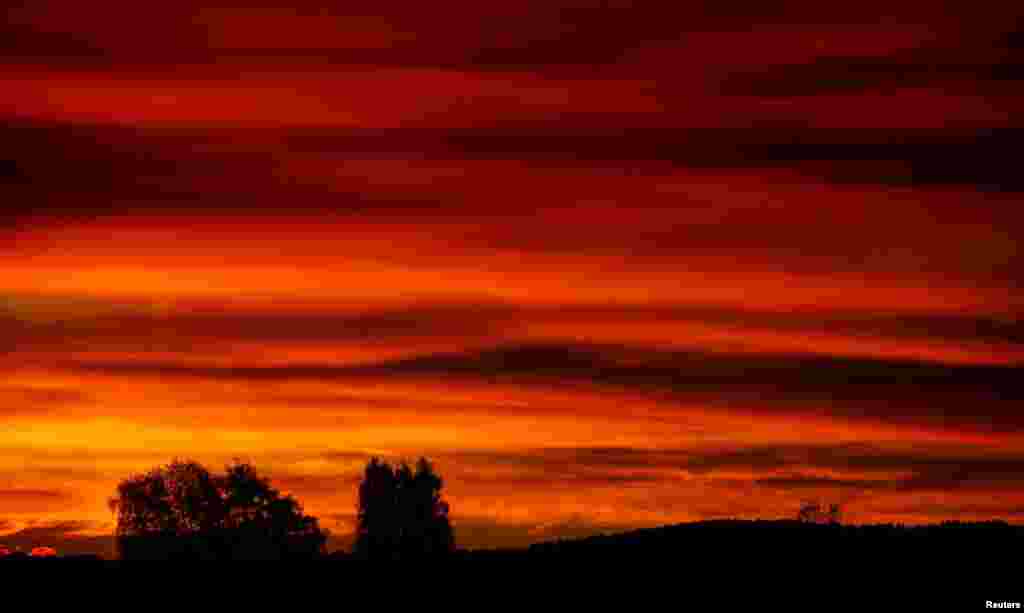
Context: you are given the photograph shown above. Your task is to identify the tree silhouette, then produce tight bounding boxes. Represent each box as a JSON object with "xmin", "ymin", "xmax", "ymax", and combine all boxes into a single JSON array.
[
  {"xmin": 797, "ymin": 500, "xmax": 842, "ymax": 524},
  {"xmin": 354, "ymin": 457, "xmax": 454, "ymax": 559},
  {"xmin": 111, "ymin": 460, "xmax": 224, "ymax": 536},
  {"xmin": 109, "ymin": 458, "xmax": 326, "ymax": 559}
]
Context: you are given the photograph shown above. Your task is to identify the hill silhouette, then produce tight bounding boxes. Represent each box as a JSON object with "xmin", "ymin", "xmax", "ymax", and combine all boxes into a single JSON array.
[
  {"xmin": 454, "ymin": 518, "xmax": 1024, "ymax": 560},
  {"xmin": 3, "ymin": 518, "xmax": 1021, "ymax": 563}
]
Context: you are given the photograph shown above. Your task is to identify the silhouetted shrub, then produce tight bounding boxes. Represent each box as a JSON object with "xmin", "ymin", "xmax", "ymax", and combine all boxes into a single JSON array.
[
  {"xmin": 797, "ymin": 500, "xmax": 842, "ymax": 524},
  {"xmin": 109, "ymin": 458, "xmax": 326, "ymax": 560},
  {"xmin": 354, "ymin": 457, "xmax": 454, "ymax": 559}
]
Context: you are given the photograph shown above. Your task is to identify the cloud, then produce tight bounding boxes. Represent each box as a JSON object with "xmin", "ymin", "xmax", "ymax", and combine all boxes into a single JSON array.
[
  {"xmin": 8, "ymin": 294, "xmax": 1020, "ymax": 370},
  {"xmin": 5, "ymin": 123, "xmax": 1021, "ymax": 305},
  {"xmin": 0, "ymin": 489, "xmax": 66, "ymax": 500},
  {"xmin": 717, "ymin": 28, "xmax": 1024, "ymax": 97},
  {"xmin": 526, "ymin": 514, "xmax": 621, "ymax": 542},
  {"xmin": 2, "ymin": 1, "xmax": 1023, "ymax": 541},
  {"xmin": 271, "ymin": 473, "xmax": 360, "ymax": 497},
  {"xmin": 5, "ymin": 1, "xmax": 1019, "ymax": 72},
  {"xmin": 1, "ymin": 520, "xmax": 93, "ymax": 538},
  {"xmin": 435, "ymin": 443, "xmax": 1024, "ymax": 494},
  {"xmin": 0, "ymin": 385, "xmax": 90, "ymax": 417},
  {"xmin": 29, "ymin": 546, "xmax": 56, "ymax": 556},
  {"xmin": 6, "ymin": 120, "xmax": 1024, "ymax": 234},
  {"xmin": 3, "ymin": 295, "xmax": 513, "ymax": 351},
  {"xmin": 445, "ymin": 516, "xmax": 617, "ymax": 551},
  {"xmin": 0, "ymin": 490, "xmax": 71, "ymax": 514},
  {"xmin": 50, "ymin": 341, "xmax": 1024, "ymax": 432},
  {"xmin": 868, "ymin": 502, "xmax": 1024, "ymax": 520},
  {"xmin": 0, "ymin": 520, "xmax": 116, "ymax": 558}
]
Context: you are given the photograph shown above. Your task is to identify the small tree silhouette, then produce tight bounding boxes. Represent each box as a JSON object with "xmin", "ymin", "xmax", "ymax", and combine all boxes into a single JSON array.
[
  {"xmin": 354, "ymin": 457, "xmax": 454, "ymax": 559},
  {"xmin": 109, "ymin": 458, "xmax": 326, "ymax": 559},
  {"xmin": 797, "ymin": 500, "xmax": 842, "ymax": 524}
]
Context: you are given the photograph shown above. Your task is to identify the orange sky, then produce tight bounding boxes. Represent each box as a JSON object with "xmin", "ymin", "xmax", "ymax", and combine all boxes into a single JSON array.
[{"xmin": 2, "ymin": 1, "xmax": 1023, "ymax": 553}]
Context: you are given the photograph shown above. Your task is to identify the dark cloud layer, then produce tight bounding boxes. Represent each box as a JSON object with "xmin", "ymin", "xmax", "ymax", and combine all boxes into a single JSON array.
[
  {"xmin": 0, "ymin": 489, "xmax": 67, "ymax": 502},
  {"xmin": 434, "ymin": 444, "xmax": 1024, "ymax": 492},
  {"xmin": 54, "ymin": 342, "xmax": 1024, "ymax": 432},
  {"xmin": 0, "ymin": 386, "xmax": 90, "ymax": 417},
  {"xmin": 4, "ymin": 1, "xmax": 1021, "ymax": 68},
  {"xmin": 0, "ymin": 521, "xmax": 116, "ymax": 558},
  {"xmin": 6, "ymin": 296, "xmax": 1023, "ymax": 352},
  {"xmin": 5, "ymin": 121, "xmax": 1024, "ymax": 223}
]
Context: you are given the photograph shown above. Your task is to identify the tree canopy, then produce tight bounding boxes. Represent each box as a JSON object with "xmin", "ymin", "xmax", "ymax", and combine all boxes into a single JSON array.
[
  {"xmin": 109, "ymin": 459, "xmax": 326, "ymax": 559},
  {"xmin": 355, "ymin": 457, "xmax": 454, "ymax": 559}
]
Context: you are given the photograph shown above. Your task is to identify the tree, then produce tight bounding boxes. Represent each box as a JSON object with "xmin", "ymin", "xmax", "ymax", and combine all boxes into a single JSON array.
[
  {"xmin": 354, "ymin": 457, "xmax": 454, "ymax": 559},
  {"xmin": 110, "ymin": 460, "xmax": 225, "ymax": 536},
  {"xmin": 109, "ymin": 458, "xmax": 326, "ymax": 559},
  {"xmin": 797, "ymin": 500, "xmax": 842, "ymax": 524}
]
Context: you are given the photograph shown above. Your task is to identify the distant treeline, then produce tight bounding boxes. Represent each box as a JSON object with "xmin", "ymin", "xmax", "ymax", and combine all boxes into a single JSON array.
[{"xmin": 107, "ymin": 456, "xmax": 450, "ymax": 560}]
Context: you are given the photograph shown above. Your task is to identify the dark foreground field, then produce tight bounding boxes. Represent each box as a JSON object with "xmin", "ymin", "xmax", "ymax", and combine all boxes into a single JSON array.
[
  {"xmin": 458, "ymin": 517, "xmax": 1024, "ymax": 564},
  {"xmin": 3, "ymin": 519, "xmax": 1020, "ymax": 563}
]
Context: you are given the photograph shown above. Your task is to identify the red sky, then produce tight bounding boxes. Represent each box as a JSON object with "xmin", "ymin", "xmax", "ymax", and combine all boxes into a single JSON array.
[{"xmin": 2, "ymin": 1, "xmax": 1023, "ymax": 552}]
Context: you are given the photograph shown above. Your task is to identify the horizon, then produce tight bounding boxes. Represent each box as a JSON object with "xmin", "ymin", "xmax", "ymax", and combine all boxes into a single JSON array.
[
  {"xmin": 3, "ymin": 493, "xmax": 1020, "ymax": 559},
  {"xmin": 2, "ymin": 1, "xmax": 1022, "ymax": 555}
]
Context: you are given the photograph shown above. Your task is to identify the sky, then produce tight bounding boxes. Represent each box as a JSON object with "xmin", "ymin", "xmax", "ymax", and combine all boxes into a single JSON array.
[{"xmin": 2, "ymin": 1, "xmax": 1023, "ymax": 553}]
